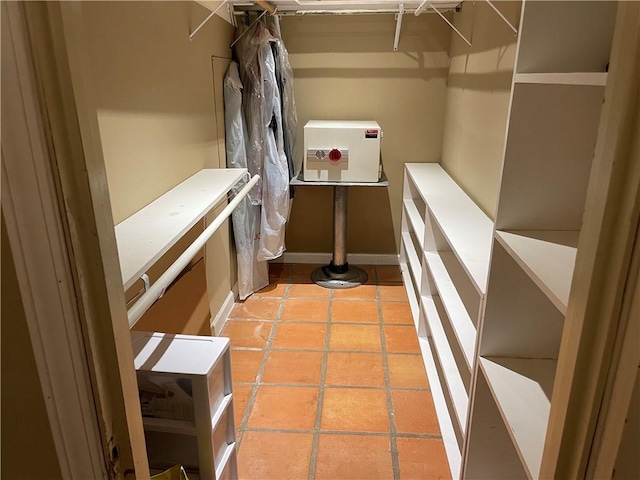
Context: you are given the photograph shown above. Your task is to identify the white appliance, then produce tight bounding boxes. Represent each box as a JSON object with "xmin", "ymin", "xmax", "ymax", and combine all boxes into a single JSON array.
[{"xmin": 303, "ymin": 120, "xmax": 382, "ymax": 182}]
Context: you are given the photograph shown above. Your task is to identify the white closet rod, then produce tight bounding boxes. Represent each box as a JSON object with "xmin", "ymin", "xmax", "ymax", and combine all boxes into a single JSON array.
[{"xmin": 127, "ymin": 174, "xmax": 260, "ymax": 327}]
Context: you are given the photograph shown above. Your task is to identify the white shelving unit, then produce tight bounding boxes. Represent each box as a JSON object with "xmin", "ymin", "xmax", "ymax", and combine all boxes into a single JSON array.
[
  {"xmin": 464, "ymin": 2, "xmax": 618, "ymax": 479},
  {"xmin": 132, "ymin": 331, "xmax": 237, "ymax": 479},
  {"xmin": 115, "ymin": 168, "xmax": 246, "ymax": 290},
  {"xmin": 400, "ymin": 163, "xmax": 493, "ymax": 479}
]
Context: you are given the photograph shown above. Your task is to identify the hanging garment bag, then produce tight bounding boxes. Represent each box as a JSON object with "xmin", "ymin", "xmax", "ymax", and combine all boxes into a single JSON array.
[{"xmin": 223, "ymin": 61, "xmax": 268, "ymax": 299}]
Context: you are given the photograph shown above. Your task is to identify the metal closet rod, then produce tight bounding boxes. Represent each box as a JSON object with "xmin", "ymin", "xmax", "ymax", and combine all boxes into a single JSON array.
[{"xmin": 127, "ymin": 174, "xmax": 260, "ymax": 327}]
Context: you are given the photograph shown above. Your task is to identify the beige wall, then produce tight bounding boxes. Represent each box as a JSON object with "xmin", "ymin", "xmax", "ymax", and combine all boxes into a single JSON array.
[
  {"xmin": 80, "ymin": 1, "xmax": 236, "ymax": 328},
  {"xmin": 1, "ymin": 215, "xmax": 63, "ymax": 480},
  {"xmin": 281, "ymin": 14, "xmax": 451, "ymax": 255},
  {"xmin": 440, "ymin": 1, "xmax": 521, "ymax": 219}
]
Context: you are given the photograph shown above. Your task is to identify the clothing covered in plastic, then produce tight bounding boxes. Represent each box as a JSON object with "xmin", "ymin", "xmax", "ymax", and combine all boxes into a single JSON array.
[
  {"xmin": 270, "ymin": 17, "xmax": 299, "ymax": 183},
  {"xmin": 256, "ymin": 33, "xmax": 289, "ymax": 261},
  {"xmin": 235, "ymin": 23, "xmax": 266, "ymax": 205},
  {"xmin": 223, "ymin": 61, "xmax": 268, "ymax": 300}
]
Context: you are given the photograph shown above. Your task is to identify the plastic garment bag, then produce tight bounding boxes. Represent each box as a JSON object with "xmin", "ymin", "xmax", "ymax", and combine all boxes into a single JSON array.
[
  {"xmin": 235, "ymin": 23, "xmax": 266, "ymax": 205},
  {"xmin": 270, "ymin": 18, "xmax": 299, "ymax": 182},
  {"xmin": 223, "ymin": 61, "xmax": 268, "ymax": 299},
  {"xmin": 257, "ymin": 37, "xmax": 290, "ymax": 261}
]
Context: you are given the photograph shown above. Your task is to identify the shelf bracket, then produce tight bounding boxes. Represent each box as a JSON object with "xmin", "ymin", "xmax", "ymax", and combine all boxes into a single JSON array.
[
  {"xmin": 393, "ymin": 3, "xmax": 405, "ymax": 52},
  {"xmin": 485, "ymin": 0, "xmax": 518, "ymax": 35},
  {"xmin": 427, "ymin": 1, "xmax": 471, "ymax": 47},
  {"xmin": 189, "ymin": 0, "xmax": 230, "ymax": 41}
]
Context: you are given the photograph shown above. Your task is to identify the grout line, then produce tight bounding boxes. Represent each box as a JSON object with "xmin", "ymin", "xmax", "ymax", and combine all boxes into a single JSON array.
[
  {"xmin": 242, "ymin": 426, "xmax": 443, "ymax": 439},
  {"xmin": 227, "ymin": 317, "xmax": 413, "ymax": 327},
  {"xmin": 307, "ymin": 279, "xmax": 333, "ymax": 480},
  {"xmin": 235, "ymin": 278, "xmax": 291, "ymax": 451},
  {"xmin": 376, "ymin": 265, "xmax": 402, "ymax": 480},
  {"xmin": 233, "ymin": 381, "xmax": 430, "ymax": 392}
]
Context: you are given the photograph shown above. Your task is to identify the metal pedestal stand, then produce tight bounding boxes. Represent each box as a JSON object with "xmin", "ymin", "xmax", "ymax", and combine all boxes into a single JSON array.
[{"xmin": 290, "ymin": 172, "xmax": 389, "ymax": 289}]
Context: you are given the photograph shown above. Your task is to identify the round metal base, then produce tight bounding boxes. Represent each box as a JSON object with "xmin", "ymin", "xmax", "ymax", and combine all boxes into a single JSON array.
[{"xmin": 311, "ymin": 265, "xmax": 368, "ymax": 289}]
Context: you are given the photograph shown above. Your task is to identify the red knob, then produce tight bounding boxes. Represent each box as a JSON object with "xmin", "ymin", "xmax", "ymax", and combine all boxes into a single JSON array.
[{"xmin": 329, "ymin": 149, "xmax": 342, "ymax": 162}]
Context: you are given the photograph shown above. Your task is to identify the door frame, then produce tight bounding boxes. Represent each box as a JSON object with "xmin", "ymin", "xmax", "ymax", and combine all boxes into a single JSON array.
[{"xmin": 2, "ymin": 2, "xmax": 149, "ymax": 477}]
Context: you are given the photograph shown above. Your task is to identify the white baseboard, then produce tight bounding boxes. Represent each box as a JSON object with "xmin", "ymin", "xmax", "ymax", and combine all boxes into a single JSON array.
[
  {"xmin": 270, "ymin": 252, "xmax": 400, "ymax": 265},
  {"xmin": 210, "ymin": 284, "xmax": 238, "ymax": 335}
]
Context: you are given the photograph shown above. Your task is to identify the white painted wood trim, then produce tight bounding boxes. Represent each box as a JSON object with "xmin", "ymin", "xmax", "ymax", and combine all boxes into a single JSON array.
[
  {"xmin": 211, "ymin": 286, "xmax": 238, "ymax": 335},
  {"xmin": 270, "ymin": 252, "xmax": 400, "ymax": 265},
  {"xmin": 1, "ymin": 3, "xmax": 105, "ymax": 476},
  {"xmin": 514, "ymin": 72, "xmax": 608, "ymax": 86},
  {"xmin": 418, "ymin": 336, "xmax": 462, "ymax": 480}
]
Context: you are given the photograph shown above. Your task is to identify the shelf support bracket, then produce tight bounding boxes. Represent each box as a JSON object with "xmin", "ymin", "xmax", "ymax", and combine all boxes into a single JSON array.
[
  {"xmin": 485, "ymin": 0, "xmax": 518, "ymax": 35},
  {"xmin": 414, "ymin": 0, "xmax": 429, "ymax": 16},
  {"xmin": 393, "ymin": 3, "xmax": 405, "ymax": 52},
  {"xmin": 189, "ymin": 0, "xmax": 230, "ymax": 41},
  {"xmin": 429, "ymin": 2, "xmax": 471, "ymax": 47}
]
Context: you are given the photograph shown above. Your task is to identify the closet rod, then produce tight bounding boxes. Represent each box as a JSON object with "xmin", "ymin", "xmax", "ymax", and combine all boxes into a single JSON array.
[
  {"xmin": 127, "ymin": 174, "xmax": 260, "ymax": 327},
  {"xmin": 190, "ymin": 0, "xmax": 229, "ymax": 40},
  {"xmin": 484, "ymin": 0, "xmax": 517, "ymax": 35}
]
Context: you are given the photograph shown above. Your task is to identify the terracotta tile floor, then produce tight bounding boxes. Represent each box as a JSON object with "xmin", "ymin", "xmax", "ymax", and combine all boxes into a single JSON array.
[{"xmin": 221, "ymin": 264, "xmax": 451, "ymax": 480}]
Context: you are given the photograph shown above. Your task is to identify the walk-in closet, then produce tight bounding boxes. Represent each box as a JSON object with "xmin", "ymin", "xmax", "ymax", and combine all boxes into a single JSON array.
[{"xmin": 2, "ymin": 1, "xmax": 638, "ymax": 479}]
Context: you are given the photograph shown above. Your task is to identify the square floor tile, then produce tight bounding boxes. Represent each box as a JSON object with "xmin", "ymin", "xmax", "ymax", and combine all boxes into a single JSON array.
[
  {"xmin": 376, "ymin": 265, "xmax": 403, "ymax": 283},
  {"xmin": 246, "ymin": 386, "xmax": 318, "ymax": 430},
  {"xmin": 315, "ymin": 434, "xmax": 393, "ymax": 480},
  {"xmin": 388, "ymin": 354, "xmax": 429, "ymax": 389},
  {"xmin": 329, "ymin": 324, "xmax": 382, "ymax": 352},
  {"xmin": 333, "ymin": 284, "xmax": 377, "ymax": 301},
  {"xmin": 254, "ymin": 281, "xmax": 288, "ymax": 298},
  {"xmin": 397, "ymin": 437, "xmax": 452, "ymax": 480},
  {"xmin": 332, "ymin": 300, "xmax": 379, "ymax": 324},
  {"xmin": 230, "ymin": 297, "xmax": 280, "ymax": 320},
  {"xmin": 230, "ymin": 349, "xmax": 264, "ymax": 383},
  {"xmin": 280, "ymin": 298, "xmax": 329, "ymax": 322},
  {"xmin": 381, "ymin": 302, "xmax": 414, "ymax": 325},
  {"xmin": 261, "ymin": 351, "xmax": 323, "ymax": 385},
  {"xmin": 271, "ymin": 323, "xmax": 327, "ymax": 350},
  {"xmin": 383, "ymin": 325, "xmax": 421, "ymax": 353},
  {"xmin": 231, "ymin": 384, "xmax": 253, "ymax": 429},
  {"xmin": 391, "ymin": 390, "xmax": 441, "ymax": 435},
  {"xmin": 288, "ymin": 283, "xmax": 331, "ymax": 299},
  {"xmin": 321, "ymin": 387, "xmax": 389, "ymax": 432},
  {"xmin": 238, "ymin": 431, "xmax": 313, "ymax": 480},
  {"xmin": 220, "ymin": 320, "xmax": 273, "ymax": 349},
  {"xmin": 379, "ymin": 284, "xmax": 409, "ymax": 302},
  {"xmin": 325, "ymin": 352, "xmax": 385, "ymax": 387}
]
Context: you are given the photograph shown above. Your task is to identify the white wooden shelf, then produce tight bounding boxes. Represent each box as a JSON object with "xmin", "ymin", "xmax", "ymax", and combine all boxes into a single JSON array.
[
  {"xmin": 418, "ymin": 336, "xmax": 462, "ymax": 480},
  {"xmin": 422, "ymin": 295, "xmax": 469, "ymax": 435},
  {"xmin": 142, "ymin": 417, "xmax": 197, "ymax": 436},
  {"xmin": 424, "ymin": 252, "xmax": 476, "ymax": 369},
  {"xmin": 480, "ymin": 357, "xmax": 557, "ymax": 480},
  {"xmin": 495, "ymin": 230, "xmax": 579, "ymax": 315},
  {"xmin": 403, "ymin": 199, "xmax": 425, "ymax": 250},
  {"xmin": 401, "ymin": 231, "xmax": 422, "ymax": 289},
  {"xmin": 400, "ymin": 262, "xmax": 420, "ymax": 322},
  {"xmin": 115, "ymin": 168, "xmax": 246, "ymax": 290},
  {"xmin": 514, "ymin": 72, "xmax": 607, "ymax": 86},
  {"xmin": 405, "ymin": 163, "xmax": 493, "ymax": 294}
]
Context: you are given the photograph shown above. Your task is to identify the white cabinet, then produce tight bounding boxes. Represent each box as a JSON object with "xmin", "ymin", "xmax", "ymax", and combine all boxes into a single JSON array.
[
  {"xmin": 132, "ymin": 331, "xmax": 237, "ymax": 479},
  {"xmin": 400, "ymin": 163, "xmax": 493, "ymax": 479}
]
